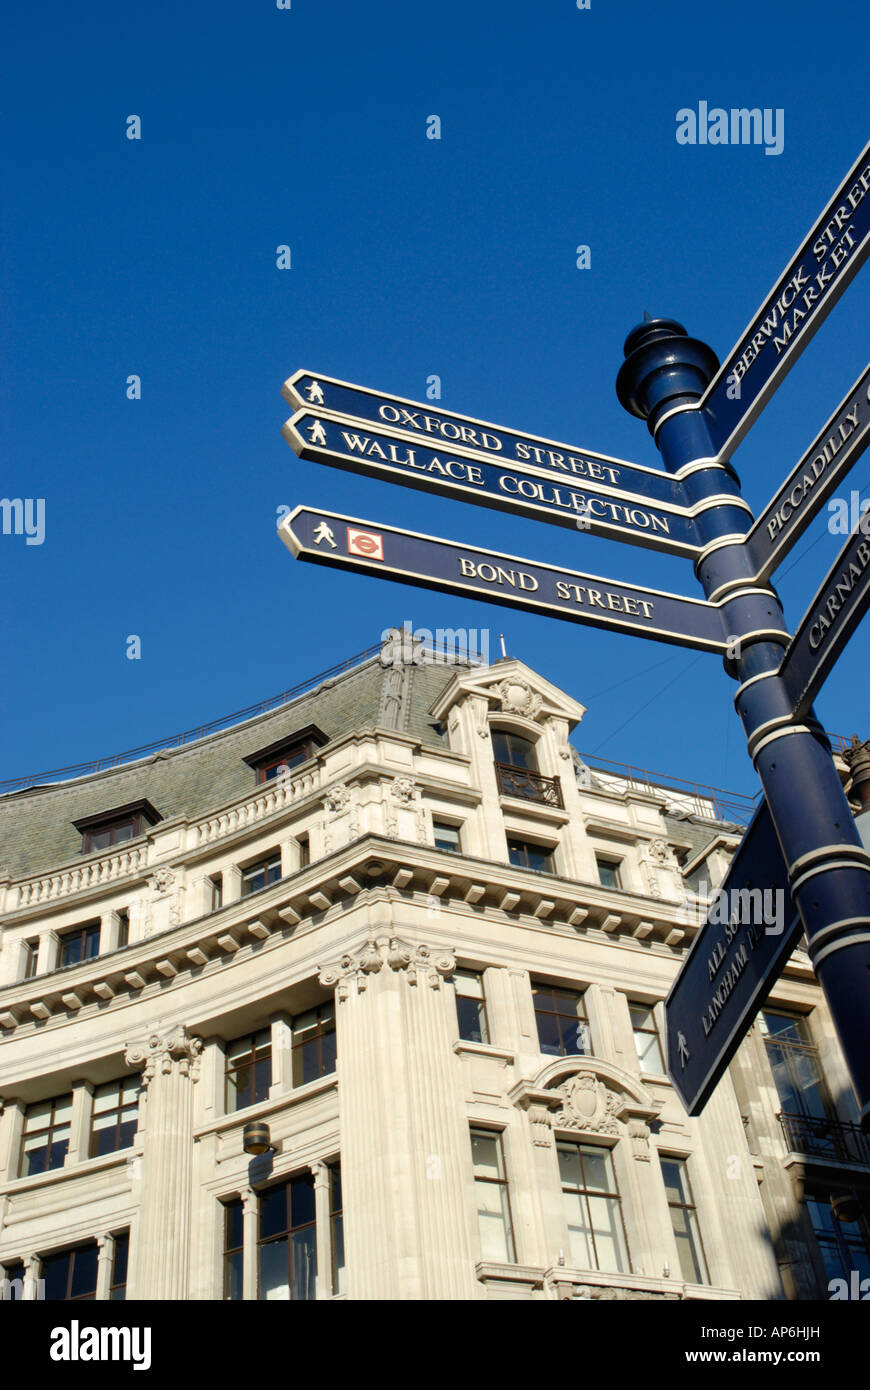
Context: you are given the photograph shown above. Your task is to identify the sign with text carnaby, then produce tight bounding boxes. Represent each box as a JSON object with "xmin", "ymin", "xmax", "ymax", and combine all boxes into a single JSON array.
[
  {"xmin": 778, "ymin": 526, "xmax": 870, "ymax": 719},
  {"xmin": 701, "ymin": 139, "xmax": 870, "ymax": 461},
  {"xmin": 278, "ymin": 505, "xmax": 729, "ymax": 653},
  {"xmin": 284, "ymin": 409, "xmax": 705, "ymax": 557},
  {"xmin": 282, "ymin": 370, "xmax": 687, "ymax": 508},
  {"xmin": 666, "ymin": 801, "xmax": 801, "ymax": 1115}
]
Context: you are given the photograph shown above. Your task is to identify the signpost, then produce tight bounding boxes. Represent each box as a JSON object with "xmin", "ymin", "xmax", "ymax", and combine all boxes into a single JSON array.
[
  {"xmin": 665, "ymin": 801, "xmax": 801, "ymax": 1115},
  {"xmin": 283, "ymin": 409, "xmax": 714, "ymax": 557},
  {"xmin": 745, "ymin": 362, "xmax": 870, "ymax": 582},
  {"xmin": 277, "ymin": 137, "xmax": 870, "ymax": 1127},
  {"xmin": 700, "ymin": 138, "xmax": 870, "ymax": 461},
  {"xmin": 778, "ymin": 523, "xmax": 870, "ymax": 721},
  {"xmin": 278, "ymin": 505, "xmax": 729, "ymax": 653}
]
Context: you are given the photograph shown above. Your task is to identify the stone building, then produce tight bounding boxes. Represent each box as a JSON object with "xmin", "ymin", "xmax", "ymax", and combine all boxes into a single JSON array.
[{"xmin": 0, "ymin": 636, "xmax": 867, "ymax": 1301}]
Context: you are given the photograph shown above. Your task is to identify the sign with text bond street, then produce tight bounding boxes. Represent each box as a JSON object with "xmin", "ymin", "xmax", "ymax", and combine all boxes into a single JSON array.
[
  {"xmin": 284, "ymin": 409, "xmax": 705, "ymax": 557},
  {"xmin": 746, "ymin": 361, "xmax": 870, "ymax": 581},
  {"xmin": 666, "ymin": 802, "xmax": 801, "ymax": 1116},
  {"xmin": 778, "ymin": 524, "xmax": 870, "ymax": 720},
  {"xmin": 701, "ymin": 138, "xmax": 870, "ymax": 462},
  {"xmin": 283, "ymin": 370, "xmax": 687, "ymax": 508},
  {"xmin": 278, "ymin": 506, "xmax": 728, "ymax": 653}
]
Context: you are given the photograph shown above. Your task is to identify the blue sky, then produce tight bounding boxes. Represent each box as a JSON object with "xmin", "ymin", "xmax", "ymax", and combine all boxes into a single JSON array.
[{"xmin": 1, "ymin": 0, "xmax": 868, "ymax": 801}]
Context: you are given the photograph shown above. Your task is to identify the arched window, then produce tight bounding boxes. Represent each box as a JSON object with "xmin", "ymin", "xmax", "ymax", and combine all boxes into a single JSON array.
[{"xmin": 492, "ymin": 730, "xmax": 537, "ymax": 770}]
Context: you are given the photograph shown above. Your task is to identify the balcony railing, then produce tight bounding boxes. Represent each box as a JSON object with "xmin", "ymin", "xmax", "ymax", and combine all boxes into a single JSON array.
[
  {"xmin": 495, "ymin": 763, "xmax": 563, "ymax": 808},
  {"xmin": 778, "ymin": 1111, "xmax": 870, "ymax": 1167}
]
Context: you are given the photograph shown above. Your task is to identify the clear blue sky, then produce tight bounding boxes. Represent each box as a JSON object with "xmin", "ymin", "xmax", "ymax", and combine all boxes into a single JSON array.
[{"xmin": 2, "ymin": 0, "xmax": 868, "ymax": 800}]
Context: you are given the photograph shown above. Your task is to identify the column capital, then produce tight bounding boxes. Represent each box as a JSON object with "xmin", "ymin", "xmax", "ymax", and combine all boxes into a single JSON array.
[
  {"xmin": 125, "ymin": 1026, "xmax": 204, "ymax": 1084},
  {"xmin": 318, "ymin": 935, "xmax": 455, "ymax": 1000}
]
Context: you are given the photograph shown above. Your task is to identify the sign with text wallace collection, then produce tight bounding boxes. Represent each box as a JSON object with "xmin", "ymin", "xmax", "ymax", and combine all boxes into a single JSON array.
[{"xmin": 284, "ymin": 408, "xmax": 706, "ymax": 558}]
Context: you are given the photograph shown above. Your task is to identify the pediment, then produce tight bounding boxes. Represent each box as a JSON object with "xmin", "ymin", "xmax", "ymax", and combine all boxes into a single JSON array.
[
  {"xmin": 429, "ymin": 659, "xmax": 586, "ymax": 729},
  {"xmin": 509, "ymin": 1057, "xmax": 660, "ymax": 1154}
]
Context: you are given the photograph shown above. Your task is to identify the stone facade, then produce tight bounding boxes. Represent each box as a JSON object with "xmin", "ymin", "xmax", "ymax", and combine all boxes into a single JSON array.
[{"xmin": 0, "ymin": 651, "xmax": 866, "ymax": 1301}]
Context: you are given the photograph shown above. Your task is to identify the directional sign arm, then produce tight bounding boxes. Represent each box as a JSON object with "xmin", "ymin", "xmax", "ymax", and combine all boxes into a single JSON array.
[
  {"xmin": 279, "ymin": 505, "xmax": 730, "ymax": 654},
  {"xmin": 283, "ymin": 369, "xmax": 690, "ymax": 508},
  {"xmin": 701, "ymin": 139, "xmax": 870, "ymax": 461},
  {"xmin": 284, "ymin": 409, "xmax": 708, "ymax": 558},
  {"xmin": 747, "ymin": 362, "xmax": 870, "ymax": 581},
  {"xmin": 778, "ymin": 525, "xmax": 870, "ymax": 719}
]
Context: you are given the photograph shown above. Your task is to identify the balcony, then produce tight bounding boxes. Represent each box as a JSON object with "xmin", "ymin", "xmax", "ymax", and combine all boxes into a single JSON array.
[
  {"xmin": 495, "ymin": 763, "xmax": 563, "ymax": 808},
  {"xmin": 778, "ymin": 1111, "xmax": 870, "ymax": 1168}
]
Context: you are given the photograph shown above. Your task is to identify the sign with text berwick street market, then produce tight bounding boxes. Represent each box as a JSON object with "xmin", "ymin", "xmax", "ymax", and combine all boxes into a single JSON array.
[
  {"xmin": 701, "ymin": 139, "xmax": 870, "ymax": 462},
  {"xmin": 282, "ymin": 370, "xmax": 687, "ymax": 508},
  {"xmin": 278, "ymin": 506, "xmax": 729, "ymax": 653},
  {"xmin": 666, "ymin": 801, "xmax": 801, "ymax": 1115},
  {"xmin": 284, "ymin": 409, "xmax": 705, "ymax": 558}
]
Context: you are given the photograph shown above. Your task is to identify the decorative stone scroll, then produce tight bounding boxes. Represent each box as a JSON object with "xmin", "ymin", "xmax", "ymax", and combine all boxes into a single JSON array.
[
  {"xmin": 125, "ymin": 1026, "xmax": 203, "ymax": 1085},
  {"xmin": 319, "ymin": 936, "xmax": 456, "ymax": 1000}
]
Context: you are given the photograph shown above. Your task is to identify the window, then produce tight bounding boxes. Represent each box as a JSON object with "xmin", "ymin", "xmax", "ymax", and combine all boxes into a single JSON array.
[
  {"xmin": 110, "ymin": 1232, "xmax": 129, "ymax": 1300},
  {"xmin": 223, "ymin": 1198, "xmax": 244, "ymax": 1301},
  {"xmin": 116, "ymin": 912, "xmax": 129, "ymax": 949},
  {"xmin": 533, "ymin": 984, "xmax": 592, "ymax": 1057},
  {"xmin": 73, "ymin": 800, "xmax": 161, "ymax": 855},
  {"xmin": 292, "ymin": 1002, "xmax": 336, "ymax": 1087},
  {"xmin": 330, "ymin": 1163, "xmax": 345, "ymax": 1296},
  {"xmin": 507, "ymin": 837, "xmax": 553, "ymax": 872},
  {"xmin": 225, "ymin": 1029, "xmax": 272, "ymax": 1112},
  {"xmin": 21, "ymin": 1093, "xmax": 72, "ymax": 1176},
  {"xmin": 661, "ymin": 1157, "xmax": 708, "ymax": 1284},
  {"xmin": 59, "ymin": 922, "xmax": 100, "ymax": 967},
  {"xmin": 492, "ymin": 731, "xmax": 537, "ymax": 769},
  {"xmin": 630, "ymin": 1003, "xmax": 664, "ymax": 1074},
  {"xmin": 454, "ymin": 970, "xmax": 489, "ymax": 1044},
  {"xmin": 760, "ymin": 1011, "xmax": 830, "ymax": 1121},
  {"xmin": 258, "ymin": 1174, "xmax": 317, "ymax": 1300},
  {"xmin": 241, "ymin": 855, "xmax": 282, "ymax": 897},
  {"xmin": 1, "ymin": 1261, "xmax": 25, "ymax": 1301},
  {"xmin": 596, "ymin": 856, "xmax": 622, "ymax": 890},
  {"xmin": 297, "ymin": 834, "xmax": 310, "ymax": 868},
  {"xmin": 41, "ymin": 1243, "xmax": 98, "ymax": 1301},
  {"xmin": 22, "ymin": 938, "xmax": 39, "ymax": 979},
  {"xmin": 433, "ymin": 820, "xmax": 461, "ymax": 854},
  {"xmin": 558, "ymin": 1142, "xmax": 630, "ymax": 1273},
  {"xmin": 90, "ymin": 1077, "xmax": 141, "ymax": 1156},
  {"xmin": 243, "ymin": 726, "xmax": 328, "ymax": 784},
  {"xmin": 471, "ymin": 1129, "xmax": 515, "ymax": 1262},
  {"xmin": 804, "ymin": 1191, "xmax": 870, "ymax": 1286}
]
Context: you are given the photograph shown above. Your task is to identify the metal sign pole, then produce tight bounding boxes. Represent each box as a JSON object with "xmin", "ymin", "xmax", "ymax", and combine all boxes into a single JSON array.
[{"xmin": 617, "ymin": 317, "xmax": 870, "ymax": 1129}]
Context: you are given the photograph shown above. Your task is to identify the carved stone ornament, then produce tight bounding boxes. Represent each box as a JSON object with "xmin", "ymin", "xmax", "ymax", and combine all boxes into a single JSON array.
[
  {"xmin": 494, "ymin": 677, "xmax": 543, "ymax": 722},
  {"xmin": 124, "ymin": 1027, "xmax": 203, "ymax": 1085},
  {"xmin": 151, "ymin": 867, "xmax": 176, "ymax": 894},
  {"xmin": 628, "ymin": 1117, "xmax": 651, "ymax": 1160},
  {"xmin": 318, "ymin": 937, "xmax": 455, "ymax": 1000},
  {"xmin": 528, "ymin": 1104, "xmax": 554, "ymax": 1148},
  {"xmin": 547, "ymin": 716, "xmax": 572, "ymax": 759},
  {"xmin": 390, "ymin": 776, "xmax": 417, "ymax": 805},
  {"xmin": 555, "ymin": 1072, "xmax": 620, "ymax": 1136},
  {"xmin": 324, "ymin": 783, "xmax": 352, "ymax": 814}
]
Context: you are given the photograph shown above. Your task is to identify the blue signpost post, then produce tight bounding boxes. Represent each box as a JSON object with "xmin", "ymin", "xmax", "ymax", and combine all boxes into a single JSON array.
[{"xmin": 617, "ymin": 315, "xmax": 870, "ymax": 1126}]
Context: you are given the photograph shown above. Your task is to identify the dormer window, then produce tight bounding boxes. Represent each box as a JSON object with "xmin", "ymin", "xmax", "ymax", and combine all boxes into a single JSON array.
[
  {"xmin": 243, "ymin": 725, "xmax": 329, "ymax": 784},
  {"xmin": 73, "ymin": 800, "xmax": 161, "ymax": 855},
  {"xmin": 492, "ymin": 731, "xmax": 537, "ymax": 770},
  {"xmin": 493, "ymin": 730, "xmax": 563, "ymax": 808}
]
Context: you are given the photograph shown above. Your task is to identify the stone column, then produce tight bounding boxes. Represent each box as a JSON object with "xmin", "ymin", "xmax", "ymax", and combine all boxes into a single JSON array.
[
  {"xmin": 36, "ymin": 930, "xmax": 59, "ymax": 976},
  {"xmin": 310, "ymin": 1160, "xmax": 332, "ymax": 1299},
  {"xmin": 242, "ymin": 1189, "xmax": 258, "ymax": 1301},
  {"xmin": 95, "ymin": 1234, "xmax": 114, "ymax": 1301},
  {"xmin": 100, "ymin": 911, "xmax": 122, "ymax": 954},
  {"xmin": 319, "ymin": 931, "xmax": 478, "ymax": 1300},
  {"xmin": 125, "ymin": 1027, "xmax": 202, "ymax": 1300}
]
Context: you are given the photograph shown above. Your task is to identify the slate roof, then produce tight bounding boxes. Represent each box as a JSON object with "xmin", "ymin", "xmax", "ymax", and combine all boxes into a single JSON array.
[{"xmin": 0, "ymin": 655, "xmax": 462, "ymax": 883}]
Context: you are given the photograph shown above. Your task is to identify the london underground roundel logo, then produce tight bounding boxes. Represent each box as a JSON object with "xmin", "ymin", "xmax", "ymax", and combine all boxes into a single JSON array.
[{"xmin": 346, "ymin": 527, "xmax": 385, "ymax": 561}]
